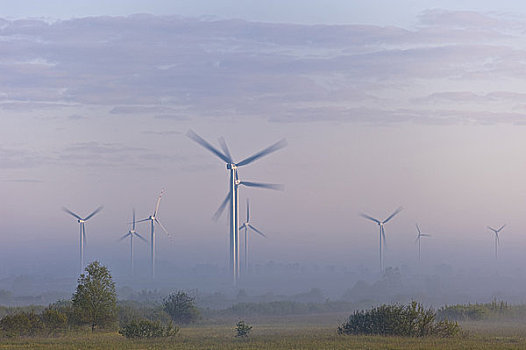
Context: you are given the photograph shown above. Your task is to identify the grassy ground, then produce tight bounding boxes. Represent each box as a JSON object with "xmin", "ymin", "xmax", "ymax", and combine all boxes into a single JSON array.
[{"xmin": 2, "ymin": 315, "xmax": 526, "ymax": 349}]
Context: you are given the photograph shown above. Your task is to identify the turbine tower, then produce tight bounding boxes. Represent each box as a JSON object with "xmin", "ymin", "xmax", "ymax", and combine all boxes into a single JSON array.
[
  {"xmin": 487, "ymin": 224, "xmax": 506, "ymax": 259},
  {"xmin": 239, "ymin": 199, "xmax": 267, "ymax": 273},
  {"xmin": 136, "ymin": 189, "xmax": 170, "ymax": 279},
  {"xmin": 360, "ymin": 207, "xmax": 403, "ymax": 272},
  {"xmin": 63, "ymin": 206, "xmax": 103, "ymax": 273},
  {"xmin": 119, "ymin": 209, "xmax": 147, "ymax": 275},
  {"xmin": 187, "ymin": 130, "xmax": 285, "ymax": 285},
  {"xmin": 415, "ymin": 223, "xmax": 431, "ymax": 262}
]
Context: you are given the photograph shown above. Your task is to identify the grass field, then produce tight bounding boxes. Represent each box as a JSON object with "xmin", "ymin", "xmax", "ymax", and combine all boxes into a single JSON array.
[{"xmin": 2, "ymin": 314, "xmax": 526, "ymax": 349}]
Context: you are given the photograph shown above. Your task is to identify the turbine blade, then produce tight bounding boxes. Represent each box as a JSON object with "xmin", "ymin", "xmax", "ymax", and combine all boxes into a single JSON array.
[
  {"xmin": 383, "ymin": 206, "xmax": 403, "ymax": 224},
  {"xmin": 213, "ymin": 192, "xmax": 231, "ymax": 221},
  {"xmin": 218, "ymin": 137, "xmax": 233, "ymax": 163},
  {"xmin": 497, "ymin": 224, "xmax": 506, "ymax": 232},
  {"xmin": 62, "ymin": 207, "xmax": 82, "ymax": 220},
  {"xmin": 360, "ymin": 213, "xmax": 381, "ymax": 224},
  {"xmin": 415, "ymin": 223, "xmax": 421, "ymax": 234},
  {"xmin": 236, "ymin": 138, "xmax": 287, "ymax": 167},
  {"xmin": 82, "ymin": 224, "xmax": 87, "ymax": 246},
  {"xmin": 132, "ymin": 208, "xmax": 136, "ymax": 230},
  {"xmin": 119, "ymin": 233, "xmax": 131, "ymax": 242},
  {"xmin": 381, "ymin": 227, "xmax": 386, "ymax": 248},
  {"xmin": 487, "ymin": 226, "xmax": 496, "ymax": 232},
  {"xmin": 84, "ymin": 206, "xmax": 103, "ymax": 221},
  {"xmin": 134, "ymin": 232, "xmax": 148, "ymax": 243},
  {"xmin": 134, "ymin": 218, "xmax": 151, "ymax": 224},
  {"xmin": 154, "ymin": 189, "xmax": 165, "ymax": 216},
  {"xmin": 421, "ymin": 234, "xmax": 431, "ymax": 237},
  {"xmin": 248, "ymin": 223, "xmax": 266, "ymax": 238},
  {"xmin": 415, "ymin": 236, "xmax": 420, "ymax": 243},
  {"xmin": 239, "ymin": 181, "xmax": 284, "ymax": 191},
  {"xmin": 239, "ymin": 223, "xmax": 246, "ymax": 230},
  {"xmin": 186, "ymin": 129, "xmax": 231, "ymax": 163},
  {"xmin": 246, "ymin": 198, "xmax": 250, "ymax": 222},
  {"xmin": 155, "ymin": 219, "xmax": 171, "ymax": 236}
]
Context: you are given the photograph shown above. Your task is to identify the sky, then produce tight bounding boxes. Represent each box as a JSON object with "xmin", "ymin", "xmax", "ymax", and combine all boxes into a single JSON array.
[{"xmin": 3, "ymin": 2, "xmax": 526, "ymax": 295}]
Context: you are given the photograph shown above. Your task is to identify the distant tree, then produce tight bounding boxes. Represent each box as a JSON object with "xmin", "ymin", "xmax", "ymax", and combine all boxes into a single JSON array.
[
  {"xmin": 235, "ymin": 320, "xmax": 252, "ymax": 337},
  {"xmin": 72, "ymin": 261, "xmax": 117, "ymax": 331},
  {"xmin": 162, "ymin": 291, "xmax": 200, "ymax": 324}
]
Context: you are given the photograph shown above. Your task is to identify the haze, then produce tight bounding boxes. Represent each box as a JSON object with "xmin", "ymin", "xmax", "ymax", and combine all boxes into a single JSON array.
[{"xmin": 1, "ymin": 1, "xmax": 526, "ymax": 303}]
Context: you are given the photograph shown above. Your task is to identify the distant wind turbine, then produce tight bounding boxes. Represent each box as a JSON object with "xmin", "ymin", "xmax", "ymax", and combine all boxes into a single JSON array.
[
  {"xmin": 360, "ymin": 207, "xmax": 403, "ymax": 272},
  {"xmin": 487, "ymin": 224, "xmax": 506, "ymax": 259},
  {"xmin": 136, "ymin": 189, "xmax": 170, "ymax": 279},
  {"xmin": 415, "ymin": 223, "xmax": 431, "ymax": 262},
  {"xmin": 187, "ymin": 130, "xmax": 285, "ymax": 285},
  {"xmin": 63, "ymin": 206, "xmax": 103, "ymax": 273},
  {"xmin": 119, "ymin": 209, "xmax": 147, "ymax": 275},
  {"xmin": 239, "ymin": 199, "xmax": 267, "ymax": 273}
]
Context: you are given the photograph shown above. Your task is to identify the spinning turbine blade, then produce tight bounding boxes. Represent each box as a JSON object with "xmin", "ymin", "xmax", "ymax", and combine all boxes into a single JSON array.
[
  {"xmin": 84, "ymin": 206, "xmax": 103, "ymax": 221},
  {"xmin": 186, "ymin": 129, "xmax": 231, "ymax": 163},
  {"xmin": 154, "ymin": 189, "xmax": 165, "ymax": 216},
  {"xmin": 487, "ymin": 226, "xmax": 496, "ymax": 232},
  {"xmin": 63, "ymin": 207, "xmax": 82, "ymax": 220},
  {"xmin": 119, "ymin": 233, "xmax": 131, "ymax": 241},
  {"xmin": 383, "ymin": 207, "xmax": 403, "ymax": 224},
  {"xmin": 497, "ymin": 224, "xmax": 506, "ymax": 232},
  {"xmin": 420, "ymin": 234, "xmax": 431, "ymax": 237},
  {"xmin": 248, "ymin": 223, "xmax": 266, "ymax": 237},
  {"xmin": 246, "ymin": 199, "xmax": 250, "ymax": 222},
  {"xmin": 416, "ymin": 223, "xmax": 421, "ymax": 235},
  {"xmin": 239, "ymin": 181, "xmax": 284, "ymax": 191},
  {"xmin": 132, "ymin": 209, "xmax": 136, "ymax": 231},
  {"xmin": 239, "ymin": 223, "xmax": 247, "ymax": 230},
  {"xmin": 360, "ymin": 213, "xmax": 380, "ymax": 224},
  {"xmin": 236, "ymin": 139, "xmax": 287, "ymax": 167},
  {"xmin": 381, "ymin": 226, "xmax": 386, "ymax": 246},
  {"xmin": 134, "ymin": 232, "xmax": 148, "ymax": 243},
  {"xmin": 135, "ymin": 218, "xmax": 151, "ymax": 224},
  {"xmin": 213, "ymin": 192, "xmax": 231, "ymax": 221},
  {"xmin": 82, "ymin": 224, "xmax": 87, "ymax": 245},
  {"xmin": 218, "ymin": 137, "xmax": 233, "ymax": 163},
  {"xmin": 155, "ymin": 219, "xmax": 170, "ymax": 236}
]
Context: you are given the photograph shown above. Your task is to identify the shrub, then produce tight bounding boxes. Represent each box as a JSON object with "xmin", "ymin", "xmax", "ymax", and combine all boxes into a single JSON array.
[
  {"xmin": 119, "ymin": 319, "xmax": 179, "ymax": 339},
  {"xmin": 338, "ymin": 301, "xmax": 460, "ymax": 337},
  {"xmin": 0, "ymin": 312, "xmax": 44, "ymax": 337},
  {"xmin": 41, "ymin": 308, "xmax": 67, "ymax": 333},
  {"xmin": 235, "ymin": 320, "xmax": 252, "ymax": 338},
  {"xmin": 437, "ymin": 300, "xmax": 510, "ymax": 321},
  {"xmin": 163, "ymin": 291, "xmax": 200, "ymax": 324}
]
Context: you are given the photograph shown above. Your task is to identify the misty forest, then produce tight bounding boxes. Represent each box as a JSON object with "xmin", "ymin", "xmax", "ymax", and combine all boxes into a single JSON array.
[{"xmin": 4, "ymin": 2, "xmax": 526, "ymax": 349}]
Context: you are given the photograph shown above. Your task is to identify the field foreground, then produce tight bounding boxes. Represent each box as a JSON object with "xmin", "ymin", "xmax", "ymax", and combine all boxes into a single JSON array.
[{"xmin": 2, "ymin": 318, "xmax": 526, "ymax": 349}]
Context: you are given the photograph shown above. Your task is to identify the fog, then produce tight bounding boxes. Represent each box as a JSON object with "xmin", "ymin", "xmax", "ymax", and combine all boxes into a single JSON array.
[{"xmin": 2, "ymin": 10, "xmax": 526, "ymax": 306}]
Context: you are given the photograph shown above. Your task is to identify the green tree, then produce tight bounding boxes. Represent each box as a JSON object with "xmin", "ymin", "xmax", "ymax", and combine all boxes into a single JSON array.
[
  {"xmin": 163, "ymin": 291, "xmax": 200, "ymax": 324},
  {"xmin": 72, "ymin": 261, "xmax": 117, "ymax": 332}
]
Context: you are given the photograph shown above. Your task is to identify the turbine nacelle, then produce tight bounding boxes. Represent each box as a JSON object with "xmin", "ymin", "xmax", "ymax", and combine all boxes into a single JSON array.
[{"xmin": 227, "ymin": 163, "xmax": 237, "ymax": 170}]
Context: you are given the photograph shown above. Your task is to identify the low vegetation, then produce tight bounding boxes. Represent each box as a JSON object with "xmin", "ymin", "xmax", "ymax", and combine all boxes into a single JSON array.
[
  {"xmin": 118, "ymin": 319, "xmax": 179, "ymax": 339},
  {"xmin": 338, "ymin": 301, "xmax": 460, "ymax": 337},
  {"xmin": 235, "ymin": 320, "xmax": 252, "ymax": 338},
  {"xmin": 437, "ymin": 299, "xmax": 511, "ymax": 321}
]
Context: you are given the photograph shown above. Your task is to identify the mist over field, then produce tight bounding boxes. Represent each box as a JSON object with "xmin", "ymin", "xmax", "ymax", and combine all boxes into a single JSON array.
[{"xmin": 3, "ymin": 3, "xmax": 526, "ymax": 309}]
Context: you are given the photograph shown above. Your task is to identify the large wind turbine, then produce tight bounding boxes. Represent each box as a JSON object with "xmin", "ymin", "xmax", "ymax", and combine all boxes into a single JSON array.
[
  {"xmin": 119, "ymin": 209, "xmax": 147, "ymax": 275},
  {"xmin": 63, "ymin": 206, "xmax": 103, "ymax": 273},
  {"xmin": 415, "ymin": 223, "xmax": 431, "ymax": 262},
  {"xmin": 136, "ymin": 189, "xmax": 170, "ymax": 279},
  {"xmin": 239, "ymin": 199, "xmax": 266, "ymax": 273},
  {"xmin": 487, "ymin": 224, "xmax": 506, "ymax": 259},
  {"xmin": 360, "ymin": 207, "xmax": 403, "ymax": 272},
  {"xmin": 187, "ymin": 130, "xmax": 285, "ymax": 285}
]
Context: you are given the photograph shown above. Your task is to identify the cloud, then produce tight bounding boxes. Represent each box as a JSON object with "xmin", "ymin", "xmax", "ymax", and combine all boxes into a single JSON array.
[{"xmin": 0, "ymin": 11, "xmax": 525, "ymax": 125}]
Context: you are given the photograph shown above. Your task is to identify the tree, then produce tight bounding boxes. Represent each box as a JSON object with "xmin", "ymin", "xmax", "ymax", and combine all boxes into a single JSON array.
[
  {"xmin": 72, "ymin": 261, "xmax": 117, "ymax": 331},
  {"xmin": 235, "ymin": 320, "xmax": 252, "ymax": 337},
  {"xmin": 162, "ymin": 291, "xmax": 200, "ymax": 324}
]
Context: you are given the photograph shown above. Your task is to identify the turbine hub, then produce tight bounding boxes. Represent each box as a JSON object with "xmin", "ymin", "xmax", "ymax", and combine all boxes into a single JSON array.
[
  {"xmin": 226, "ymin": 163, "xmax": 237, "ymax": 170},
  {"xmin": 78, "ymin": 219, "xmax": 84, "ymax": 223}
]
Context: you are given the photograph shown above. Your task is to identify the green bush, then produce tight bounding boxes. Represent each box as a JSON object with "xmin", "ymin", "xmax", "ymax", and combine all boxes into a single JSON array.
[
  {"xmin": 437, "ymin": 300, "xmax": 510, "ymax": 321},
  {"xmin": 0, "ymin": 312, "xmax": 44, "ymax": 337},
  {"xmin": 338, "ymin": 301, "xmax": 460, "ymax": 337},
  {"xmin": 163, "ymin": 291, "xmax": 200, "ymax": 324},
  {"xmin": 235, "ymin": 320, "xmax": 252, "ymax": 337},
  {"xmin": 119, "ymin": 319, "xmax": 179, "ymax": 339},
  {"xmin": 41, "ymin": 308, "xmax": 68, "ymax": 333}
]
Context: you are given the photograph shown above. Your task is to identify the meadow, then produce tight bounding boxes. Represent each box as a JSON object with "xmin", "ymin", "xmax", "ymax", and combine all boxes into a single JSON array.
[{"xmin": 2, "ymin": 313, "xmax": 526, "ymax": 350}]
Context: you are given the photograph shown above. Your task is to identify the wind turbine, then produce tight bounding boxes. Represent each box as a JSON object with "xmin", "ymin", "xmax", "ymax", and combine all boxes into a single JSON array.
[
  {"xmin": 487, "ymin": 224, "xmax": 506, "ymax": 259},
  {"xmin": 360, "ymin": 207, "xmax": 403, "ymax": 272},
  {"xmin": 239, "ymin": 199, "xmax": 266, "ymax": 273},
  {"xmin": 63, "ymin": 206, "xmax": 103, "ymax": 273},
  {"xmin": 187, "ymin": 130, "xmax": 285, "ymax": 285},
  {"xmin": 415, "ymin": 223, "xmax": 431, "ymax": 262},
  {"xmin": 136, "ymin": 189, "xmax": 170, "ymax": 279},
  {"xmin": 119, "ymin": 209, "xmax": 147, "ymax": 275}
]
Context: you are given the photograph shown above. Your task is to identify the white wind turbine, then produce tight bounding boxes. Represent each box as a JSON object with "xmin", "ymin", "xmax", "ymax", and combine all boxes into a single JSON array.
[
  {"xmin": 239, "ymin": 199, "xmax": 267, "ymax": 273},
  {"xmin": 415, "ymin": 223, "xmax": 431, "ymax": 262},
  {"xmin": 119, "ymin": 209, "xmax": 147, "ymax": 275},
  {"xmin": 487, "ymin": 224, "xmax": 506, "ymax": 259},
  {"xmin": 136, "ymin": 189, "xmax": 170, "ymax": 279},
  {"xmin": 187, "ymin": 130, "xmax": 285, "ymax": 285},
  {"xmin": 360, "ymin": 207, "xmax": 403, "ymax": 272},
  {"xmin": 63, "ymin": 206, "xmax": 103, "ymax": 273}
]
